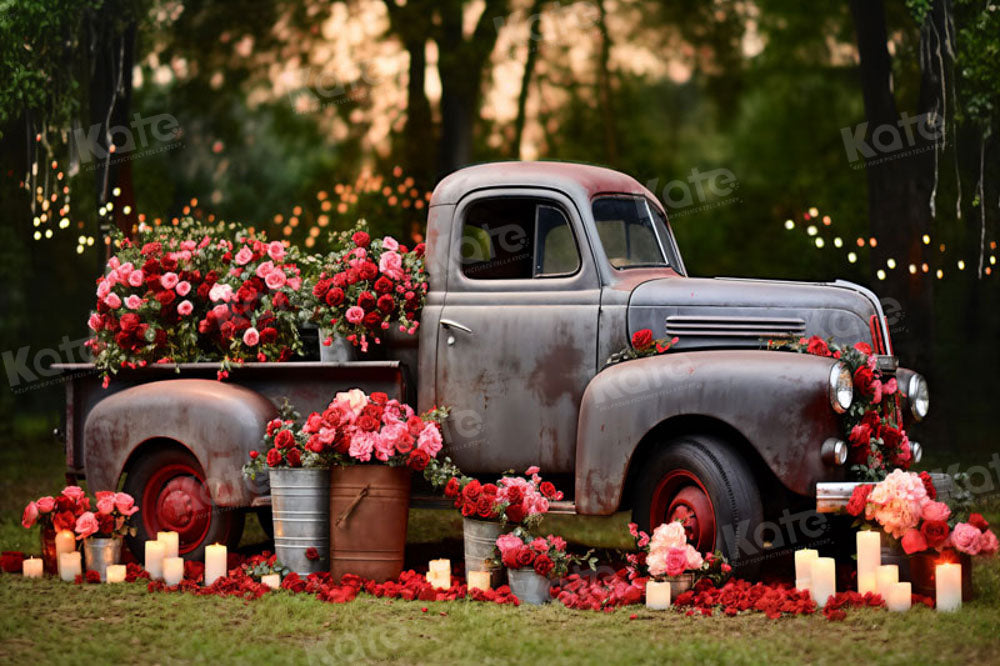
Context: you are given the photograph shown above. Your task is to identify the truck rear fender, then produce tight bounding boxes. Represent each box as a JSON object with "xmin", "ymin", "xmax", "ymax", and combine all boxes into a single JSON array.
[
  {"xmin": 83, "ymin": 379, "xmax": 277, "ymax": 506},
  {"xmin": 574, "ymin": 350, "xmax": 843, "ymax": 514}
]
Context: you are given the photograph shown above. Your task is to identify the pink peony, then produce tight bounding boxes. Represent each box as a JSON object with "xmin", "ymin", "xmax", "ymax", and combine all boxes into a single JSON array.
[
  {"xmin": 416, "ymin": 424, "xmax": 442, "ymax": 457},
  {"xmin": 264, "ymin": 270, "xmax": 286, "ymax": 290},
  {"xmin": 378, "ymin": 251, "xmax": 404, "ymax": 280},
  {"xmin": 334, "ymin": 389, "xmax": 368, "ymax": 416},
  {"xmin": 114, "ymin": 493, "xmax": 139, "ymax": 516},
  {"xmin": 921, "ymin": 500, "xmax": 951, "ymax": 523},
  {"xmin": 267, "ymin": 241, "xmax": 286, "ymax": 261},
  {"xmin": 177, "ymin": 300, "xmax": 194, "ymax": 316},
  {"xmin": 160, "ymin": 272, "xmax": 179, "ymax": 290},
  {"xmin": 125, "ymin": 295, "xmax": 142, "ymax": 310},
  {"xmin": 36, "ymin": 496, "xmax": 55, "ymax": 513},
  {"xmin": 175, "ymin": 280, "xmax": 191, "ymax": 296},
  {"xmin": 128, "ymin": 270, "xmax": 144, "ymax": 287},
  {"xmin": 684, "ymin": 544, "xmax": 704, "ymax": 570},
  {"xmin": 345, "ymin": 306, "xmax": 365, "ymax": 324},
  {"xmin": 865, "ymin": 470, "xmax": 927, "ymax": 538},
  {"xmin": 21, "ymin": 501, "xmax": 38, "ymax": 529},
  {"xmin": 234, "ymin": 246, "xmax": 253, "ymax": 265},
  {"xmin": 951, "ymin": 523, "xmax": 983, "ymax": 555},
  {"xmin": 243, "ymin": 327, "xmax": 260, "ymax": 346},
  {"xmin": 980, "ymin": 529, "xmax": 999, "ymax": 555},
  {"xmin": 901, "ymin": 528, "xmax": 929, "ymax": 554},
  {"xmin": 75, "ymin": 511, "xmax": 100, "ymax": 539},
  {"xmin": 104, "ymin": 293, "xmax": 122, "ymax": 309}
]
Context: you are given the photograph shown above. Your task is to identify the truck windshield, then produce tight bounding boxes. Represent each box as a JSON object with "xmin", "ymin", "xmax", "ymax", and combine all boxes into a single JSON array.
[{"xmin": 592, "ymin": 197, "xmax": 670, "ymax": 269}]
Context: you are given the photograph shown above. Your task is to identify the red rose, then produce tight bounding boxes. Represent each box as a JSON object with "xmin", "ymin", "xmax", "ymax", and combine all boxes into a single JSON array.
[
  {"xmin": 501, "ymin": 548, "xmax": 520, "ymax": 569},
  {"xmin": 476, "ymin": 496, "xmax": 494, "ymax": 519},
  {"xmin": 407, "ymin": 449, "xmax": 430, "ymax": 471},
  {"xmin": 901, "ymin": 528, "xmax": 928, "ymax": 555},
  {"xmin": 515, "ymin": 546, "xmax": 535, "ymax": 569},
  {"xmin": 119, "ymin": 313, "xmax": 140, "ymax": 332},
  {"xmin": 444, "ymin": 478, "xmax": 461, "ymax": 498},
  {"xmin": 325, "ymin": 288, "xmax": 345, "ymax": 307},
  {"xmin": 249, "ymin": 450, "xmax": 259, "ymax": 459},
  {"xmin": 631, "ymin": 329, "xmax": 654, "ymax": 350},
  {"xmin": 460, "ymin": 501, "xmax": 477, "ymax": 517},
  {"xmin": 505, "ymin": 503, "xmax": 526, "ymax": 524},
  {"xmin": 920, "ymin": 520, "xmax": 950, "ymax": 548},
  {"xmin": 266, "ymin": 448, "xmax": 282, "ymax": 467},
  {"xmin": 481, "ymin": 483, "xmax": 498, "ymax": 497},
  {"xmin": 805, "ymin": 335, "xmax": 831, "ymax": 357},
  {"xmin": 462, "ymin": 480, "xmax": 482, "ymax": 501},
  {"xmin": 533, "ymin": 554, "xmax": 555, "ymax": 577},
  {"xmin": 969, "ymin": 513, "xmax": 990, "ymax": 531},
  {"xmin": 539, "ymin": 481, "xmax": 557, "ymax": 499},
  {"xmin": 274, "ymin": 429, "xmax": 295, "ymax": 449},
  {"xmin": 352, "ymin": 231, "xmax": 370, "ymax": 247},
  {"xmin": 377, "ymin": 294, "xmax": 395, "ymax": 313},
  {"xmin": 505, "ymin": 486, "xmax": 524, "ymax": 505},
  {"xmin": 285, "ymin": 449, "xmax": 302, "ymax": 467},
  {"xmin": 374, "ymin": 277, "xmax": 393, "ymax": 294},
  {"xmin": 358, "ymin": 262, "xmax": 378, "ymax": 281},
  {"xmin": 333, "ymin": 431, "xmax": 351, "ymax": 454},
  {"xmin": 260, "ymin": 328, "xmax": 278, "ymax": 344},
  {"xmin": 155, "ymin": 290, "xmax": 176, "ymax": 306},
  {"xmin": 853, "ymin": 342, "xmax": 873, "ymax": 355},
  {"xmin": 919, "ymin": 471, "xmax": 937, "ymax": 500},
  {"xmin": 846, "ymin": 484, "xmax": 872, "ymax": 517},
  {"xmin": 1, "ymin": 551, "xmax": 25, "ymax": 573},
  {"xmin": 357, "ymin": 415, "xmax": 379, "ymax": 432},
  {"xmin": 312, "ymin": 279, "xmax": 332, "ymax": 298},
  {"xmin": 305, "ymin": 547, "xmax": 320, "ymax": 561},
  {"xmin": 853, "ymin": 365, "xmax": 879, "ymax": 399},
  {"xmin": 305, "ymin": 435, "xmax": 325, "ymax": 454},
  {"xmin": 363, "ymin": 311, "xmax": 380, "ymax": 328},
  {"xmin": 53, "ymin": 510, "xmax": 76, "ymax": 532},
  {"xmin": 358, "ymin": 291, "xmax": 376, "ymax": 311}
]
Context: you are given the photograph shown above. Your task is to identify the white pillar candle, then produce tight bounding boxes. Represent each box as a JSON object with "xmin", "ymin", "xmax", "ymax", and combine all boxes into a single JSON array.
[
  {"xmin": 795, "ymin": 577, "xmax": 811, "ymax": 592},
  {"xmin": 145, "ymin": 540, "xmax": 165, "ymax": 581},
  {"xmin": 205, "ymin": 543, "xmax": 227, "ymax": 586},
  {"xmin": 794, "ymin": 549, "xmax": 819, "ymax": 587},
  {"xmin": 467, "ymin": 570, "xmax": 491, "ymax": 592},
  {"xmin": 106, "ymin": 564, "xmax": 126, "ymax": 583},
  {"xmin": 426, "ymin": 571, "xmax": 450, "ymax": 589},
  {"xmin": 856, "ymin": 531, "xmax": 881, "ymax": 595},
  {"xmin": 809, "ymin": 557, "xmax": 836, "ymax": 607},
  {"xmin": 261, "ymin": 574, "xmax": 281, "ymax": 590},
  {"xmin": 429, "ymin": 559, "xmax": 451, "ymax": 576},
  {"xmin": 646, "ymin": 580, "xmax": 672, "ymax": 610},
  {"xmin": 163, "ymin": 556, "xmax": 184, "ymax": 586},
  {"xmin": 54, "ymin": 530, "xmax": 76, "ymax": 560},
  {"xmin": 876, "ymin": 564, "xmax": 898, "ymax": 600},
  {"xmin": 936, "ymin": 562, "xmax": 962, "ymax": 612},
  {"xmin": 887, "ymin": 581, "xmax": 911, "ymax": 612},
  {"xmin": 59, "ymin": 552, "xmax": 82, "ymax": 582},
  {"xmin": 22, "ymin": 558, "xmax": 43, "ymax": 578},
  {"xmin": 157, "ymin": 531, "xmax": 179, "ymax": 559}
]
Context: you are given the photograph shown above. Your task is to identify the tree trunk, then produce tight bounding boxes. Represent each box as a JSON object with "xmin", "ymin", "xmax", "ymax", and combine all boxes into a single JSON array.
[
  {"xmin": 595, "ymin": 0, "xmax": 618, "ymax": 165},
  {"xmin": 513, "ymin": 0, "xmax": 546, "ymax": 157}
]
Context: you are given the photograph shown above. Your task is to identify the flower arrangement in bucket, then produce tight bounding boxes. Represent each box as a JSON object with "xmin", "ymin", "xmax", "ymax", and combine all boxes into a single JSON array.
[
  {"xmin": 493, "ymin": 528, "xmax": 594, "ymax": 605},
  {"xmin": 306, "ymin": 223, "xmax": 428, "ymax": 354},
  {"xmin": 626, "ymin": 520, "xmax": 729, "ymax": 608}
]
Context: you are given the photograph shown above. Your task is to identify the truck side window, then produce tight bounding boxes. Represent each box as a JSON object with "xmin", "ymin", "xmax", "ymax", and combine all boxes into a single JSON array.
[{"xmin": 461, "ymin": 198, "xmax": 580, "ymax": 279}]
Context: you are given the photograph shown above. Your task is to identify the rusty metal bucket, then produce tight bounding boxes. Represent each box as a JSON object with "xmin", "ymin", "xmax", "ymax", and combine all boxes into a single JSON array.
[
  {"xmin": 507, "ymin": 567, "xmax": 552, "ymax": 604},
  {"xmin": 329, "ymin": 465, "xmax": 411, "ymax": 582},
  {"xmin": 463, "ymin": 518, "xmax": 506, "ymax": 587},
  {"xmin": 319, "ymin": 330, "xmax": 359, "ymax": 363},
  {"xmin": 270, "ymin": 468, "xmax": 330, "ymax": 574}
]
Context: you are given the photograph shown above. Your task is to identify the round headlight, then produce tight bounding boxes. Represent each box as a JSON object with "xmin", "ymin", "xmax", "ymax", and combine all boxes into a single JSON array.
[
  {"xmin": 829, "ymin": 362, "xmax": 853, "ymax": 413},
  {"xmin": 907, "ymin": 373, "xmax": 930, "ymax": 421}
]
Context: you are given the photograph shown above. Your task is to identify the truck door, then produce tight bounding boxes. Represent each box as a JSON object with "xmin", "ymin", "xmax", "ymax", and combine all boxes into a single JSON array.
[{"xmin": 435, "ymin": 190, "xmax": 601, "ymax": 474}]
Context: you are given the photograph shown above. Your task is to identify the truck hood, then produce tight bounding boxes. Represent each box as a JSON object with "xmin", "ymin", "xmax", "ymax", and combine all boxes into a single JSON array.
[{"xmin": 627, "ymin": 276, "xmax": 888, "ymax": 351}]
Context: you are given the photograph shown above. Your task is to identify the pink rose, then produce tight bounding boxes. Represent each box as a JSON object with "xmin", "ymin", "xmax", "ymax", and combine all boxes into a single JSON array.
[
  {"xmin": 373, "ymin": 432, "xmax": 396, "ymax": 462},
  {"xmin": 684, "ymin": 544, "xmax": 704, "ymax": 570},
  {"xmin": 96, "ymin": 280, "xmax": 110, "ymax": 299},
  {"xmin": 75, "ymin": 511, "xmax": 100, "ymax": 539},
  {"xmin": 176, "ymin": 280, "xmax": 191, "ymax": 296},
  {"xmin": 160, "ymin": 272, "xmax": 179, "ymax": 290},
  {"xmin": 125, "ymin": 295, "xmax": 143, "ymax": 309},
  {"xmin": 234, "ymin": 246, "xmax": 253, "ymax": 265},
  {"xmin": 901, "ymin": 528, "xmax": 929, "ymax": 554},
  {"xmin": 525, "ymin": 466, "xmax": 540, "ymax": 476},
  {"xmin": 267, "ymin": 241, "xmax": 286, "ymax": 262},
  {"xmin": 96, "ymin": 497, "xmax": 116, "ymax": 515},
  {"xmin": 177, "ymin": 300, "xmax": 193, "ymax": 316},
  {"xmin": 209, "ymin": 283, "xmax": 233, "ymax": 303},
  {"xmin": 665, "ymin": 547, "xmax": 689, "ymax": 577},
  {"xmin": 114, "ymin": 493, "xmax": 139, "ymax": 517},
  {"xmin": 128, "ymin": 270, "xmax": 144, "ymax": 287},
  {"xmin": 378, "ymin": 251, "xmax": 404, "ymax": 280},
  {"xmin": 381, "ymin": 236, "xmax": 399, "ymax": 251},
  {"xmin": 21, "ymin": 501, "xmax": 38, "ymax": 529},
  {"xmin": 416, "ymin": 423, "xmax": 442, "ymax": 457},
  {"xmin": 87, "ymin": 314, "xmax": 102, "ymax": 331},
  {"xmin": 531, "ymin": 537, "xmax": 549, "ymax": 553},
  {"xmin": 62, "ymin": 486, "xmax": 86, "ymax": 503},
  {"xmin": 348, "ymin": 431, "xmax": 376, "ymax": 462},
  {"xmin": 104, "ymin": 293, "xmax": 122, "ymax": 309},
  {"xmin": 264, "ymin": 270, "xmax": 286, "ymax": 290},
  {"xmin": 255, "ymin": 260, "xmax": 276, "ymax": 279},
  {"xmin": 211, "ymin": 304, "xmax": 230, "ymax": 320},
  {"xmin": 345, "ymin": 306, "xmax": 365, "ymax": 324},
  {"xmin": 980, "ymin": 529, "xmax": 999, "ymax": 555},
  {"xmin": 243, "ymin": 327, "xmax": 260, "ymax": 346},
  {"xmin": 921, "ymin": 500, "xmax": 951, "ymax": 523},
  {"xmin": 36, "ymin": 496, "xmax": 56, "ymax": 513},
  {"xmin": 951, "ymin": 522, "xmax": 983, "ymax": 555}
]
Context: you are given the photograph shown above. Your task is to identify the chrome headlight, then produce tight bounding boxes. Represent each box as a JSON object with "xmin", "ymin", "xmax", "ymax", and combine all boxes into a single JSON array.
[
  {"xmin": 906, "ymin": 373, "xmax": 930, "ymax": 421},
  {"xmin": 829, "ymin": 362, "xmax": 853, "ymax": 413}
]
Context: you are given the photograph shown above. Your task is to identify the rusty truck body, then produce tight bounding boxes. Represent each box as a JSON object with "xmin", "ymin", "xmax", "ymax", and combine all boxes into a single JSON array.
[{"xmin": 56, "ymin": 161, "xmax": 930, "ymax": 566}]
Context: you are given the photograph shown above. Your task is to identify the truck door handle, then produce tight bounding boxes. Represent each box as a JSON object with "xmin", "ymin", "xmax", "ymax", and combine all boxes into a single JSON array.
[{"xmin": 439, "ymin": 318, "xmax": 473, "ymax": 334}]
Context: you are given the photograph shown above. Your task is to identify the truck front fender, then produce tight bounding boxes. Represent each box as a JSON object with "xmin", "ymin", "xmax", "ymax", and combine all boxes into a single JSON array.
[
  {"xmin": 83, "ymin": 379, "xmax": 277, "ymax": 506},
  {"xmin": 575, "ymin": 350, "xmax": 842, "ymax": 514}
]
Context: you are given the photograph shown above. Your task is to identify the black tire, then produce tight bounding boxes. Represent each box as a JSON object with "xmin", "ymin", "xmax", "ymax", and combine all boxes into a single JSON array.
[
  {"xmin": 257, "ymin": 508, "xmax": 274, "ymax": 539},
  {"xmin": 122, "ymin": 447, "xmax": 245, "ymax": 562},
  {"xmin": 631, "ymin": 435, "xmax": 763, "ymax": 576}
]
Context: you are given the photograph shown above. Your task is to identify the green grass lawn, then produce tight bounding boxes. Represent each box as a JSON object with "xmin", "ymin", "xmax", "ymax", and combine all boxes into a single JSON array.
[{"xmin": 3, "ymin": 423, "xmax": 1000, "ymax": 665}]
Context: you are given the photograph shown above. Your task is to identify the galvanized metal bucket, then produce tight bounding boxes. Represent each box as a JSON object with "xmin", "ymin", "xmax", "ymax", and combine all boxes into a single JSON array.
[
  {"xmin": 463, "ymin": 518, "xmax": 505, "ymax": 588},
  {"xmin": 330, "ymin": 465, "xmax": 411, "ymax": 583},
  {"xmin": 83, "ymin": 537, "xmax": 122, "ymax": 582},
  {"xmin": 507, "ymin": 567, "xmax": 552, "ymax": 605},
  {"xmin": 667, "ymin": 572, "xmax": 695, "ymax": 598},
  {"xmin": 270, "ymin": 468, "xmax": 330, "ymax": 574},
  {"xmin": 319, "ymin": 330, "xmax": 358, "ymax": 363}
]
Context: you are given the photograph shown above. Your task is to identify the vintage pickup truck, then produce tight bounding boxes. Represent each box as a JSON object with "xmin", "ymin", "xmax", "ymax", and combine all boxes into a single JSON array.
[{"xmin": 56, "ymin": 161, "xmax": 930, "ymax": 567}]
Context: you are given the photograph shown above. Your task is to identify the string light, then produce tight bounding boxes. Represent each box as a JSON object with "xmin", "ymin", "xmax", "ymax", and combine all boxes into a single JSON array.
[
  {"xmin": 886, "ymin": 258, "xmax": 896, "ymax": 269},
  {"xmin": 848, "ymin": 252, "xmax": 857, "ymax": 263},
  {"xmin": 877, "ymin": 269, "xmax": 886, "ymax": 280},
  {"xmin": 814, "ymin": 237, "xmax": 824, "ymax": 248}
]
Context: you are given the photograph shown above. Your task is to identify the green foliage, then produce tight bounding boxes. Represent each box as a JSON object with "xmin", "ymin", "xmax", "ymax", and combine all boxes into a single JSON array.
[{"xmin": 954, "ymin": 0, "xmax": 1000, "ymax": 127}]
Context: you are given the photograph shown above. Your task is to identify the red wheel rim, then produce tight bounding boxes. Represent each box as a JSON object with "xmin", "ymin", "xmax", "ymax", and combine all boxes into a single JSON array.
[
  {"xmin": 141, "ymin": 462, "xmax": 213, "ymax": 555},
  {"xmin": 649, "ymin": 470, "xmax": 716, "ymax": 552}
]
